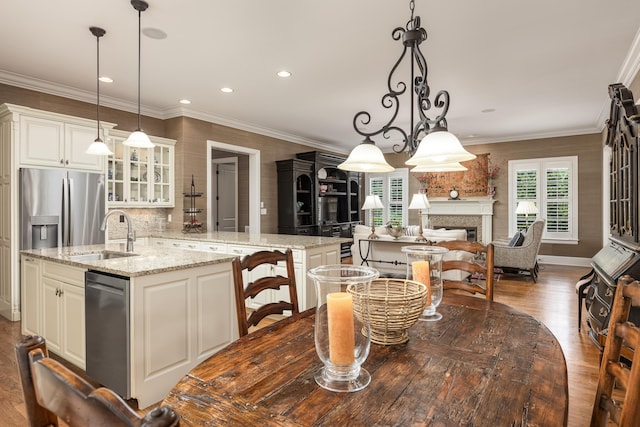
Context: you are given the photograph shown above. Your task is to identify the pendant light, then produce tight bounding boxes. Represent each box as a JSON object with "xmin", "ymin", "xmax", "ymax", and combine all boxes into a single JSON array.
[
  {"xmin": 86, "ymin": 27, "xmax": 114, "ymax": 156},
  {"xmin": 123, "ymin": 0, "xmax": 154, "ymax": 148},
  {"xmin": 340, "ymin": 0, "xmax": 475, "ymax": 172},
  {"xmin": 338, "ymin": 137, "xmax": 394, "ymax": 172}
]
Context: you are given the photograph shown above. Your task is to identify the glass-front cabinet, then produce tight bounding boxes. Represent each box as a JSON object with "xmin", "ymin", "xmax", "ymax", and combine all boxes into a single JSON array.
[{"xmin": 106, "ymin": 129, "xmax": 176, "ymax": 208}]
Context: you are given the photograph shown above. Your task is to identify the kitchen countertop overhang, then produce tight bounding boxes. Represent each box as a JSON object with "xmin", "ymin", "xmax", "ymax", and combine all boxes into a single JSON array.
[
  {"xmin": 142, "ymin": 231, "xmax": 352, "ymax": 250},
  {"xmin": 21, "ymin": 243, "xmax": 235, "ymax": 277},
  {"xmin": 21, "ymin": 232, "xmax": 350, "ymax": 277}
]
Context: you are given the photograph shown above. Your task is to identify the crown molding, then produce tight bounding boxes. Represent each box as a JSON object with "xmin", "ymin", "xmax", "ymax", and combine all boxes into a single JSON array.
[{"xmin": 0, "ymin": 69, "xmax": 345, "ymax": 154}]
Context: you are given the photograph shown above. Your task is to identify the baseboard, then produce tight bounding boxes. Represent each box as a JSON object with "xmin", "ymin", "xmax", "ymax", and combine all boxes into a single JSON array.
[{"xmin": 537, "ymin": 255, "xmax": 591, "ymax": 267}]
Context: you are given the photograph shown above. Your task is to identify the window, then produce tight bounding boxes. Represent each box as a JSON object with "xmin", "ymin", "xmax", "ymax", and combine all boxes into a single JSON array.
[
  {"xmin": 508, "ymin": 156, "xmax": 578, "ymax": 243},
  {"xmin": 366, "ymin": 168, "xmax": 409, "ymax": 227}
]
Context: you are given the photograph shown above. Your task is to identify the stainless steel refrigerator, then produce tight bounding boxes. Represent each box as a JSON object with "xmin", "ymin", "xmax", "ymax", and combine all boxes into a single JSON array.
[{"xmin": 20, "ymin": 168, "xmax": 105, "ymax": 250}]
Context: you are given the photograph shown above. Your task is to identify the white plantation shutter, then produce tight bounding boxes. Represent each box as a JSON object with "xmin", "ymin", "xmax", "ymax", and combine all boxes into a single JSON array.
[
  {"xmin": 509, "ymin": 157, "xmax": 578, "ymax": 242},
  {"xmin": 367, "ymin": 169, "xmax": 409, "ymax": 226},
  {"xmin": 546, "ymin": 167, "xmax": 570, "ymax": 233}
]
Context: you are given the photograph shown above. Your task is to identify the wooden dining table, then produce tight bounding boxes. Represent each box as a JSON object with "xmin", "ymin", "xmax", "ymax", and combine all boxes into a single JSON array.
[{"xmin": 162, "ymin": 293, "xmax": 568, "ymax": 426}]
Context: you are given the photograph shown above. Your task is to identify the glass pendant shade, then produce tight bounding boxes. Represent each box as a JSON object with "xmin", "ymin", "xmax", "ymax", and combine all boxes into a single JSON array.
[
  {"xmin": 406, "ymin": 130, "xmax": 476, "ymax": 166},
  {"xmin": 339, "ymin": 138, "xmax": 394, "ymax": 172},
  {"xmin": 86, "ymin": 138, "xmax": 113, "ymax": 155},
  {"xmin": 124, "ymin": 130, "xmax": 154, "ymax": 148},
  {"xmin": 410, "ymin": 162, "xmax": 468, "ymax": 172}
]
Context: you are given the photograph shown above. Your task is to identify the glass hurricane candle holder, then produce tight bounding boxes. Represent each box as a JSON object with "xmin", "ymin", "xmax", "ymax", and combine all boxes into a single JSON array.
[
  {"xmin": 402, "ymin": 246, "xmax": 449, "ymax": 321},
  {"xmin": 307, "ymin": 264, "xmax": 379, "ymax": 392}
]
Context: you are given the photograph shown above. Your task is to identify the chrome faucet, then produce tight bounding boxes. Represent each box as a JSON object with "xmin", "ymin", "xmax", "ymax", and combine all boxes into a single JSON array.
[{"xmin": 101, "ymin": 210, "xmax": 135, "ymax": 252}]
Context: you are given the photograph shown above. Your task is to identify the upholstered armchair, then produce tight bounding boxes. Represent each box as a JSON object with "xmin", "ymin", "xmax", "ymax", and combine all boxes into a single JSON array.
[{"xmin": 493, "ymin": 218, "xmax": 545, "ymax": 282}]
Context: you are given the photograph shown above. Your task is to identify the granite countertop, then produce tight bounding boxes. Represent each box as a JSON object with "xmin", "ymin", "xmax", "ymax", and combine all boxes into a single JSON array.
[
  {"xmin": 147, "ymin": 231, "xmax": 352, "ymax": 249},
  {"xmin": 21, "ymin": 243, "xmax": 235, "ymax": 277},
  {"xmin": 21, "ymin": 232, "xmax": 350, "ymax": 277}
]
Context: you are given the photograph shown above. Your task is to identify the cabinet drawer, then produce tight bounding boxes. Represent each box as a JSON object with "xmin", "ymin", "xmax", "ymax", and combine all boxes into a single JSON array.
[
  {"xmin": 199, "ymin": 243, "xmax": 228, "ymax": 253},
  {"xmin": 227, "ymin": 245, "xmax": 262, "ymax": 257},
  {"xmin": 168, "ymin": 240, "xmax": 200, "ymax": 251},
  {"xmin": 43, "ymin": 261, "xmax": 85, "ymax": 287}
]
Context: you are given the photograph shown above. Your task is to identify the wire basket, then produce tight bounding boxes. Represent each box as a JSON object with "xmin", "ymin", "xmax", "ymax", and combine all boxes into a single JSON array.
[{"xmin": 347, "ymin": 278, "xmax": 427, "ymax": 345}]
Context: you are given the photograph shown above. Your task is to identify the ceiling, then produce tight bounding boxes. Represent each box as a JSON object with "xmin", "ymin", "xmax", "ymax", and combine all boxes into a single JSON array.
[{"xmin": 1, "ymin": 0, "xmax": 640, "ymax": 155}]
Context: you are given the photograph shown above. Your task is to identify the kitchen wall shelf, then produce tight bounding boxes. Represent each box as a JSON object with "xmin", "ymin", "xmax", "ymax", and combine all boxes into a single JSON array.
[{"xmin": 183, "ymin": 175, "xmax": 204, "ymax": 233}]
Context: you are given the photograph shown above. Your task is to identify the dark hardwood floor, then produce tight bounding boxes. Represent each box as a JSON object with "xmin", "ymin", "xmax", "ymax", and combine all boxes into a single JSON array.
[{"xmin": 0, "ymin": 264, "xmax": 599, "ymax": 426}]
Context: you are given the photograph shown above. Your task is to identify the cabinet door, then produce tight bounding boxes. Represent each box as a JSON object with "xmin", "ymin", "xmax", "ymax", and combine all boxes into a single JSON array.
[
  {"xmin": 151, "ymin": 143, "xmax": 174, "ymax": 206},
  {"xmin": 107, "ymin": 134, "xmax": 126, "ymax": 205},
  {"xmin": 20, "ymin": 115, "xmax": 64, "ymax": 168},
  {"xmin": 128, "ymin": 147, "xmax": 152, "ymax": 204},
  {"xmin": 107, "ymin": 133, "xmax": 175, "ymax": 208},
  {"xmin": 41, "ymin": 277, "xmax": 62, "ymax": 354},
  {"xmin": 65, "ymin": 123, "xmax": 104, "ymax": 171},
  {"xmin": 61, "ymin": 282, "xmax": 86, "ymax": 369},
  {"xmin": 21, "ymin": 257, "xmax": 41, "ymax": 336}
]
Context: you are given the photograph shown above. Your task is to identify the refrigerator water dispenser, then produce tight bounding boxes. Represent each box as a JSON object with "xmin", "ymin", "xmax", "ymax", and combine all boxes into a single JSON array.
[{"xmin": 29, "ymin": 216, "xmax": 59, "ymax": 249}]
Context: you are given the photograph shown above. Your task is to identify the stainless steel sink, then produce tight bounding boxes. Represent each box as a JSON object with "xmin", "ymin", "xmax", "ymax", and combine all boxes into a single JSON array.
[{"xmin": 68, "ymin": 251, "xmax": 139, "ymax": 262}]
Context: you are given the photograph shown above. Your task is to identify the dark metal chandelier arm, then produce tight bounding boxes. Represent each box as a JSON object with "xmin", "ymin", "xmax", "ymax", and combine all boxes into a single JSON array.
[{"xmin": 352, "ymin": 10, "xmax": 455, "ymax": 158}]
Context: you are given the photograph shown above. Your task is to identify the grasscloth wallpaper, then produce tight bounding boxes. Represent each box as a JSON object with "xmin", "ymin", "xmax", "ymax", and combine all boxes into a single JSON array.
[{"xmin": 0, "ymin": 82, "xmax": 608, "ymax": 258}]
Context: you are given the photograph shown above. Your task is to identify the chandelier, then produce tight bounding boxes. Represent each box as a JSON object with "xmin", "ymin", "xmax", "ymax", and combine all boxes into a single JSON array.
[{"xmin": 339, "ymin": 0, "xmax": 475, "ymax": 172}]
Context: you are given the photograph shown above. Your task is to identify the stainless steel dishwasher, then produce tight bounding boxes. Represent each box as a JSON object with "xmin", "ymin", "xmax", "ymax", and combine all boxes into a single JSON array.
[{"xmin": 85, "ymin": 270, "xmax": 130, "ymax": 398}]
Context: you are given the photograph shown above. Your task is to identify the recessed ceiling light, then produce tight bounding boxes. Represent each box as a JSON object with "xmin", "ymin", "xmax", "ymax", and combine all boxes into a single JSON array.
[
  {"xmin": 142, "ymin": 27, "xmax": 167, "ymax": 40},
  {"xmin": 99, "ymin": 76, "xmax": 113, "ymax": 83},
  {"xmin": 221, "ymin": 87, "xmax": 233, "ymax": 93},
  {"xmin": 179, "ymin": 99, "xmax": 191, "ymax": 105},
  {"xmin": 481, "ymin": 108, "xmax": 496, "ymax": 113},
  {"xmin": 277, "ymin": 70, "xmax": 292, "ymax": 78}
]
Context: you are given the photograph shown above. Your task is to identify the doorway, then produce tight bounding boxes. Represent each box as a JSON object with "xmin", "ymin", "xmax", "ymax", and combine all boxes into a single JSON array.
[
  {"xmin": 211, "ymin": 157, "xmax": 238, "ymax": 231},
  {"xmin": 207, "ymin": 140, "xmax": 261, "ymax": 234}
]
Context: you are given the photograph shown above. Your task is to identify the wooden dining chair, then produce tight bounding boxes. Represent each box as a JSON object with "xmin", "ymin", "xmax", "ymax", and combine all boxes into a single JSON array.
[
  {"xmin": 15, "ymin": 335, "xmax": 179, "ymax": 427},
  {"xmin": 435, "ymin": 240, "xmax": 495, "ymax": 301},
  {"xmin": 590, "ymin": 275, "xmax": 640, "ymax": 427},
  {"xmin": 232, "ymin": 248, "xmax": 300, "ymax": 337}
]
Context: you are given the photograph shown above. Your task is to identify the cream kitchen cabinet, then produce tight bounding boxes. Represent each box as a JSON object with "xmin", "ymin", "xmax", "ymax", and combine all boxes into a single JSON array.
[
  {"xmin": 151, "ymin": 238, "xmax": 228, "ymax": 254},
  {"xmin": 147, "ymin": 237, "xmax": 340, "ymax": 311},
  {"xmin": 106, "ymin": 129, "xmax": 175, "ymax": 208},
  {"xmin": 20, "ymin": 256, "xmax": 42, "ymax": 337},
  {"xmin": 40, "ymin": 261, "xmax": 87, "ymax": 369},
  {"xmin": 18, "ymin": 110, "xmax": 115, "ymax": 172}
]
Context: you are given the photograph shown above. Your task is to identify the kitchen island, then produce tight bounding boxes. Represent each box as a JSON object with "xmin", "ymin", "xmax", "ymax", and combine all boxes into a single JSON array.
[{"xmin": 20, "ymin": 233, "xmax": 346, "ymax": 408}]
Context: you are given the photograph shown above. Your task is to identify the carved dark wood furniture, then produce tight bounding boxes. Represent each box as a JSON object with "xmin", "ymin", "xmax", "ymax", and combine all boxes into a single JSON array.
[
  {"xmin": 436, "ymin": 240, "xmax": 495, "ymax": 301},
  {"xmin": 163, "ymin": 293, "xmax": 568, "ymax": 426},
  {"xmin": 590, "ymin": 275, "xmax": 640, "ymax": 426},
  {"xmin": 232, "ymin": 248, "xmax": 299, "ymax": 337},
  {"xmin": 586, "ymin": 83, "xmax": 640, "ymax": 352},
  {"xmin": 15, "ymin": 335, "xmax": 179, "ymax": 427}
]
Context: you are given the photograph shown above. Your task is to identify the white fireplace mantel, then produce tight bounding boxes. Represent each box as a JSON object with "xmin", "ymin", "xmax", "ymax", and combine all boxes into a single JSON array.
[{"xmin": 424, "ymin": 198, "xmax": 496, "ymax": 244}]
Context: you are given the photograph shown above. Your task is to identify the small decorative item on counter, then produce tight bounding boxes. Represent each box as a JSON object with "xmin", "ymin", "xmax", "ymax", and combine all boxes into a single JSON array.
[
  {"xmin": 131, "ymin": 149, "xmax": 139, "ymax": 161},
  {"xmin": 385, "ymin": 222, "xmax": 405, "ymax": 239},
  {"xmin": 349, "ymin": 278, "xmax": 427, "ymax": 345},
  {"xmin": 402, "ymin": 246, "xmax": 448, "ymax": 322},
  {"xmin": 308, "ymin": 264, "xmax": 379, "ymax": 392},
  {"xmin": 488, "ymin": 186, "xmax": 496, "ymax": 200}
]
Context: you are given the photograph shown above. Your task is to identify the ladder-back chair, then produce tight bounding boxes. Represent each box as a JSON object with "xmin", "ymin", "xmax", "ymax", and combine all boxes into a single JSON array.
[{"xmin": 232, "ymin": 248, "xmax": 299, "ymax": 337}]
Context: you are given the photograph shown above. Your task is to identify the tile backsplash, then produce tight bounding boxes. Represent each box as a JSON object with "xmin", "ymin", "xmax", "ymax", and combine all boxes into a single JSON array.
[{"xmin": 105, "ymin": 208, "xmax": 176, "ymax": 239}]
